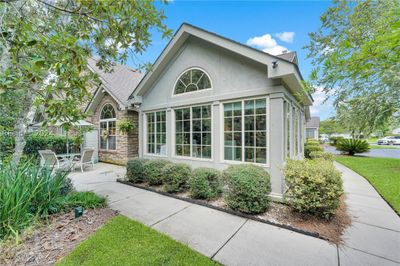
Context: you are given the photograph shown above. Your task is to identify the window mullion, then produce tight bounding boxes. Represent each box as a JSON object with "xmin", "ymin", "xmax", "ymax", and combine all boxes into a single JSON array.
[{"xmin": 190, "ymin": 107, "xmax": 193, "ymax": 157}]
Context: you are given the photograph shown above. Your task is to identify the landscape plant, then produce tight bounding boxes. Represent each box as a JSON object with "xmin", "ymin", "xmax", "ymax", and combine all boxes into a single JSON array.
[
  {"xmin": 0, "ymin": 161, "xmax": 105, "ymax": 240},
  {"xmin": 223, "ymin": 164, "xmax": 271, "ymax": 214},
  {"xmin": 189, "ymin": 168, "xmax": 222, "ymax": 200},
  {"xmin": 162, "ymin": 163, "xmax": 192, "ymax": 193},
  {"xmin": 143, "ymin": 159, "xmax": 171, "ymax": 185},
  {"xmin": 284, "ymin": 159, "xmax": 343, "ymax": 218},
  {"xmin": 309, "ymin": 151, "xmax": 334, "ymax": 161},
  {"xmin": 304, "ymin": 139, "xmax": 323, "ymax": 158},
  {"xmin": 336, "ymin": 138, "xmax": 370, "ymax": 156},
  {"xmin": 126, "ymin": 158, "xmax": 148, "ymax": 183}
]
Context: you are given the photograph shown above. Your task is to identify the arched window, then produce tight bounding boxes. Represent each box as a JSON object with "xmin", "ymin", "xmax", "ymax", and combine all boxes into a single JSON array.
[
  {"xmin": 174, "ymin": 68, "xmax": 211, "ymax": 95},
  {"xmin": 99, "ymin": 104, "xmax": 116, "ymax": 150}
]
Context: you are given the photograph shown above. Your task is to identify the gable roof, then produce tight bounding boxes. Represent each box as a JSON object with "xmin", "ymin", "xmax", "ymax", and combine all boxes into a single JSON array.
[
  {"xmin": 306, "ymin": 116, "xmax": 320, "ymax": 128},
  {"xmin": 87, "ymin": 57, "xmax": 143, "ymax": 106},
  {"xmin": 129, "ymin": 23, "xmax": 312, "ymax": 106},
  {"xmin": 276, "ymin": 51, "xmax": 298, "ymax": 65}
]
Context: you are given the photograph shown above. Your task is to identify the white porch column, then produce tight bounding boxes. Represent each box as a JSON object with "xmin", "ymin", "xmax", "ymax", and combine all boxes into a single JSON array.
[{"xmin": 269, "ymin": 93, "xmax": 285, "ymax": 199}]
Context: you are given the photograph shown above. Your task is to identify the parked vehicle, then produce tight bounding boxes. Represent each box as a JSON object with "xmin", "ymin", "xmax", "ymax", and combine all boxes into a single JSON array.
[{"xmin": 377, "ymin": 136, "xmax": 400, "ymax": 145}]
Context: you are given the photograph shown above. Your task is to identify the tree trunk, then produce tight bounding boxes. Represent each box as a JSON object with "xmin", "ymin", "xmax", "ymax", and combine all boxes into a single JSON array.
[{"xmin": 12, "ymin": 83, "xmax": 38, "ymax": 165}]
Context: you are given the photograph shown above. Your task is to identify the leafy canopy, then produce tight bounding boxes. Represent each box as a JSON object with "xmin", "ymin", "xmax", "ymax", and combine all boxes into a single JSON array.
[
  {"xmin": 0, "ymin": 0, "xmax": 172, "ymax": 126},
  {"xmin": 306, "ymin": 0, "xmax": 400, "ymax": 133}
]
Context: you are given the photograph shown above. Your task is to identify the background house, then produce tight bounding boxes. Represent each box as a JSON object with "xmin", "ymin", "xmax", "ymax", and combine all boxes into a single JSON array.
[{"xmin": 306, "ymin": 116, "xmax": 320, "ymax": 140}]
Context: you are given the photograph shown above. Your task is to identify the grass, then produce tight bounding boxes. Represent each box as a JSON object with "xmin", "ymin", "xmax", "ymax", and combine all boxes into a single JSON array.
[
  {"xmin": 370, "ymin": 145, "xmax": 400, "ymax": 150},
  {"xmin": 336, "ymin": 156, "xmax": 400, "ymax": 214},
  {"xmin": 57, "ymin": 215, "xmax": 219, "ymax": 266}
]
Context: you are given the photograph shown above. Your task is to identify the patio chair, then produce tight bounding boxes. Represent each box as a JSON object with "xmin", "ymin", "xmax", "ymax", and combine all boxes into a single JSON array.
[
  {"xmin": 74, "ymin": 148, "xmax": 94, "ymax": 172},
  {"xmin": 38, "ymin": 150, "xmax": 71, "ymax": 172}
]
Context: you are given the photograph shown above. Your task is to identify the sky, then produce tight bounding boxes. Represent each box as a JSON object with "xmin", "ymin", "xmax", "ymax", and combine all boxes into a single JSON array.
[{"xmin": 126, "ymin": 1, "xmax": 335, "ymax": 120}]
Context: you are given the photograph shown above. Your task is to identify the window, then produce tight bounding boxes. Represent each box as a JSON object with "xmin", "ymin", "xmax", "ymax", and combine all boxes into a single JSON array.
[
  {"xmin": 147, "ymin": 111, "xmax": 166, "ymax": 155},
  {"xmin": 100, "ymin": 104, "xmax": 116, "ymax": 150},
  {"xmin": 175, "ymin": 105, "xmax": 212, "ymax": 158},
  {"xmin": 174, "ymin": 68, "xmax": 211, "ymax": 95},
  {"xmin": 224, "ymin": 99, "xmax": 267, "ymax": 164}
]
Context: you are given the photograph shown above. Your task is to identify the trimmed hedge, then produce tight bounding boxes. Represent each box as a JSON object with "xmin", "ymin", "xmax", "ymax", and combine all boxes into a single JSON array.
[
  {"xmin": 309, "ymin": 151, "xmax": 334, "ymax": 161},
  {"xmin": 223, "ymin": 164, "xmax": 271, "ymax": 214},
  {"xmin": 304, "ymin": 139, "xmax": 323, "ymax": 158},
  {"xmin": 0, "ymin": 132, "xmax": 79, "ymax": 161},
  {"xmin": 284, "ymin": 159, "xmax": 343, "ymax": 218},
  {"xmin": 126, "ymin": 158, "xmax": 148, "ymax": 183},
  {"xmin": 189, "ymin": 168, "xmax": 222, "ymax": 199},
  {"xmin": 163, "ymin": 163, "xmax": 192, "ymax": 193},
  {"xmin": 143, "ymin": 159, "xmax": 170, "ymax": 185}
]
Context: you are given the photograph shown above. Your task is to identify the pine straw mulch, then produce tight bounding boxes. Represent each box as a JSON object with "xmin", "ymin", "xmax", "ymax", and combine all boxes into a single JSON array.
[
  {"xmin": 130, "ymin": 181, "xmax": 351, "ymax": 245},
  {"xmin": 0, "ymin": 208, "xmax": 117, "ymax": 266}
]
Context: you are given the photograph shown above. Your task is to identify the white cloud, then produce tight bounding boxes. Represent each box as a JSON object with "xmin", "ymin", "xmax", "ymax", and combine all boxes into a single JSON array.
[
  {"xmin": 310, "ymin": 87, "xmax": 335, "ymax": 119},
  {"xmin": 246, "ymin": 33, "xmax": 288, "ymax": 55},
  {"xmin": 275, "ymin": 32, "xmax": 295, "ymax": 43}
]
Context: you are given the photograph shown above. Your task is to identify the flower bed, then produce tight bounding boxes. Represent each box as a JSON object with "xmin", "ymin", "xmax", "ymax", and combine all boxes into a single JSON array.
[{"xmin": 120, "ymin": 158, "xmax": 351, "ymax": 244}]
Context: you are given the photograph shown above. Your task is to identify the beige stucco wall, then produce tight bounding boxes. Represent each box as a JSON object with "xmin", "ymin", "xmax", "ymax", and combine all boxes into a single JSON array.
[{"xmin": 90, "ymin": 93, "xmax": 138, "ymax": 165}]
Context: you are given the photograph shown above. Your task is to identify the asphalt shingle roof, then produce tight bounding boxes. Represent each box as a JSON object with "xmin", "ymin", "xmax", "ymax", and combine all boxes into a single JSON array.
[
  {"xmin": 88, "ymin": 58, "xmax": 144, "ymax": 105},
  {"xmin": 306, "ymin": 116, "xmax": 320, "ymax": 128}
]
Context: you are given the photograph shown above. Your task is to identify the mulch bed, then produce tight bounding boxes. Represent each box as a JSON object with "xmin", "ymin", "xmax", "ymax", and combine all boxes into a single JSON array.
[
  {"xmin": 0, "ymin": 208, "xmax": 117, "ymax": 266},
  {"xmin": 119, "ymin": 180, "xmax": 351, "ymax": 245}
]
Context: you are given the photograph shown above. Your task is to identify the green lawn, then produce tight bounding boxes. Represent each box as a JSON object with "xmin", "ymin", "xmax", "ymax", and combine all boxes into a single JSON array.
[
  {"xmin": 336, "ymin": 156, "xmax": 400, "ymax": 214},
  {"xmin": 370, "ymin": 145, "xmax": 400, "ymax": 150},
  {"xmin": 57, "ymin": 215, "xmax": 218, "ymax": 266}
]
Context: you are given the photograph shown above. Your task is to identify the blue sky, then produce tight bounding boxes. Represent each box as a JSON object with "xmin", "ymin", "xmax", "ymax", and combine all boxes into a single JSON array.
[{"xmin": 127, "ymin": 1, "xmax": 334, "ymax": 120}]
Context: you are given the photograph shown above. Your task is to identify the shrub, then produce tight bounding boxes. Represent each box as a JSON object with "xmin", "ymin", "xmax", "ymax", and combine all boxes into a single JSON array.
[
  {"xmin": 304, "ymin": 144, "xmax": 323, "ymax": 158},
  {"xmin": 163, "ymin": 163, "xmax": 192, "ymax": 193},
  {"xmin": 143, "ymin": 159, "xmax": 170, "ymax": 185},
  {"xmin": 189, "ymin": 168, "xmax": 222, "ymax": 199},
  {"xmin": 336, "ymin": 138, "xmax": 370, "ymax": 156},
  {"xmin": 330, "ymin": 136, "xmax": 344, "ymax": 146},
  {"xmin": 309, "ymin": 151, "xmax": 334, "ymax": 161},
  {"xmin": 63, "ymin": 191, "xmax": 106, "ymax": 209},
  {"xmin": 0, "ymin": 162, "xmax": 69, "ymax": 239},
  {"xmin": 126, "ymin": 158, "xmax": 148, "ymax": 183},
  {"xmin": 284, "ymin": 159, "xmax": 343, "ymax": 218},
  {"xmin": 223, "ymin": 164, "xmax": 271, "ymax": 214}
]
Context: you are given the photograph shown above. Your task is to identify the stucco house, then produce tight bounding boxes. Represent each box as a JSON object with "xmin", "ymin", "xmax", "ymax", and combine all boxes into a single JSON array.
[
  {"xmin": 79, "ymin": 23, "xmax": 313, "ymax": 199},
  {"xmin": 306, "ymin": 116, "xmax": 320, "ymax": 140}
]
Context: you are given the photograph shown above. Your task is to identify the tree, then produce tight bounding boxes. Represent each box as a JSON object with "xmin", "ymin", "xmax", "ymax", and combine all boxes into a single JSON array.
[
  {"xmin": 0, "ymin": 0, "xmax": 172, "ymax": 164},
  {"xmin": 306, "ymin": 0, "xmax": 400, "ymax": 133},
  {"xmin": 319, "ymin": 119, "xmax": 345, "ymax": 135}
]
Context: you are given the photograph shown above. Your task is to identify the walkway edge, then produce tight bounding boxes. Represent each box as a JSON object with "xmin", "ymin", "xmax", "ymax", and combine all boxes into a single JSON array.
[{"xmin": 117, "ymin": 178, "xmax": 330, "ymax": 242}]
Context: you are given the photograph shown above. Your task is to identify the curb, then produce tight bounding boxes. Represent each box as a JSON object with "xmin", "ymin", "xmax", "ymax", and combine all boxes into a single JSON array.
[{"xmin": 117, "ymin": 179, "xmax": 331, "ymax": 243}]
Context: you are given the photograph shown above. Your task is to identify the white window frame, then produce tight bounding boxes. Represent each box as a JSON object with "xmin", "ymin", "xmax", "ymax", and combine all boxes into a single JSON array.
[
  {"xmin": 172, "ymin": 67, "xmax": 213, "ymax": 97},
  {"xmin": 99, "ymin": 104, "xmax": 117, "ymax": 151},
  {"xmin": 172, "ymin": 103, "xmax": 213, "ymax": 161},
  {"xmin": 144, "ymin": 110, "xmax": 167, "ymax": 157},
  {"xmin": 220, "ymin": 96, "xmax": 270, "ymax": 167}
]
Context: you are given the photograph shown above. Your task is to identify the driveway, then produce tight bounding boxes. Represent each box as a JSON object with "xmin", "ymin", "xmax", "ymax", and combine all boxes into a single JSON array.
[
  {"xmin": 325, "ymin": 145, "xmax": 400, "ymax": 159},
  {"xmin": 69, "ymin": 163, "xmax": 400, "ymax": 266}
]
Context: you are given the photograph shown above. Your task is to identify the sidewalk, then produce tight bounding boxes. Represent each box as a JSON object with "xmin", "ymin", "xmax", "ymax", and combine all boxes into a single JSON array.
[{"xmin": 69, "ymin": 163, "xmax": 400, "ymax": 265}]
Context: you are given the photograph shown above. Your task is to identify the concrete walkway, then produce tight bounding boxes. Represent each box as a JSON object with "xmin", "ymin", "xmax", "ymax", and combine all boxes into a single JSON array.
[{"xmin": 69, "ymin": 163, "xmax": 400, "ymax": 266}]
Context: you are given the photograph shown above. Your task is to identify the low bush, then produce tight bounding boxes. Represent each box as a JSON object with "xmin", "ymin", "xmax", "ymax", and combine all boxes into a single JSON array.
[
  {"xmin": 330, "ymin": 136, "xmax": 344, "ymax": 146},
  {"xmin": 284, "ymin": 159, "xmax": 343, "ymax": 218},
  {"xmin": 189, "ymin": 168, "xmax": 222, "ymax": 199},
  {"xmin": 304, "ymin": 144, "xmax": 323, "ymax": 158},
  {"xmin": 63, "ymin": 191, "xmax": 106, "ymax": 209},
  {"xmin": 336, "ymin": 138, "xmax": 370, "ymax": 156},
  {"xmin": 309, "ymin": 151, "xmax": 334, "ymax": 161},
  {"xmin": 163, "ymin": 163, "xmax": 192, "ymax": 193},
  {"xmin": 126, "ymin": 158, "xmax": 148, "ymax": 183},
  {"xmin": 143, "ymin": 159, "xmax": 170, "ymax": 185},
  {"xmin": 223, "ymin": 164, "xmax": 271, "ymax": 214}
]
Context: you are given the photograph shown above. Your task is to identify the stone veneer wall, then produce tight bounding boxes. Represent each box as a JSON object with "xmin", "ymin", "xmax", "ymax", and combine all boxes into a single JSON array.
[{"xmin": 91, "ymin": 93, "xmax": 138, "ymax": 165}]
